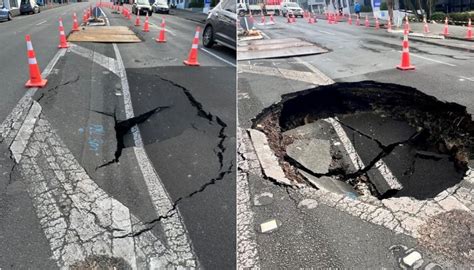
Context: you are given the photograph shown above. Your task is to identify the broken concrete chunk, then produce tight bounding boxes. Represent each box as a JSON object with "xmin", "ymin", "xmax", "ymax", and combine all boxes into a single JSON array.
[
  {"xmin": 297, "ymin": 199, "xmax": 319, "ymax": 209},
  {"xmin": 283, "ymin": 120, "xmax": 333, "ymax": 140},
  {"xmin": 248, "ymin": 129, "xmax": 293, "ymax": 186},
  {"xmin": 259, "ymin": 219, "xmax": 279, "ymax": 233},
  {"xmin": 286, "ymin": 139, "xmax": 331, "ymax": 174},
  {"xmin": 299, "ymin": 170, "xmax": 359, "ymax": 197}
]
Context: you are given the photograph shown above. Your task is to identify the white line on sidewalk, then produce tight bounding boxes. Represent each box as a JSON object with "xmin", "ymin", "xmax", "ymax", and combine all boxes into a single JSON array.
[
  {"xmin": 200, "ymin": 47, "xmax": 236, "ymax": 67},
  {"xmin": 36, "ymin": 20, "xmax": 47, "ymax": 25}
]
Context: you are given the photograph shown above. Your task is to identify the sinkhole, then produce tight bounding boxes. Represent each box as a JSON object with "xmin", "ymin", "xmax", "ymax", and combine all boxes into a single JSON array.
[{"xmin": 252, "ymin": 81, "xmax": 474, "ymax": 200}]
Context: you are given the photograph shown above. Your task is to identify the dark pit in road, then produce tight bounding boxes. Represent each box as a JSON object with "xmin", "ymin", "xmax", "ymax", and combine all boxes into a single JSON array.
[{"xmin": 252, "ymin": 81, "xmax": 474, "ymax": 199}]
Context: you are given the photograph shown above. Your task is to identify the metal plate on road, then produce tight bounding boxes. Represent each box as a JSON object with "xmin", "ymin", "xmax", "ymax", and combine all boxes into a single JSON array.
[
  {"xmin": 68, "ymin": 26, "xmax": 141, "ymax": 43},
  {"xmin": 238, "ymin": 38, "xmax": 328, "ymax": 60}
]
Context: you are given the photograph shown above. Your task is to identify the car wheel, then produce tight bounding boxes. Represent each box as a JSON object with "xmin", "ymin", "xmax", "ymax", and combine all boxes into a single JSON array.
[
  {"xmin": 202, "ymin": 25, "xmax": 214, "ymax": 48},
  {"xmin": 8, "ymin": 12, "xmax": 12, "ymax": 20},
  {"xmin": 148, "ymin": 10, "xmax": 152, "ymax": 16}
]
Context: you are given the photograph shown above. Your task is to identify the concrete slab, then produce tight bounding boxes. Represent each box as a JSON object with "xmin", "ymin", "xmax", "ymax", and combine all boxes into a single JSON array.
[
  {"xmin": 286, "ymin": 138, "xmax": 331, "ymax": 174},
  {"xmin": 249, "ymin": 129, "xmax": 293, "ymax": 186},
  {"xmin": 283, "ymin": 120, "xmax": 333, "ymax": 141}
]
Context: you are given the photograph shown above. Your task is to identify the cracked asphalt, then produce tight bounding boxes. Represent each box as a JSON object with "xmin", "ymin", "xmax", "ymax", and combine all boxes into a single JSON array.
[{"xmin": 0, "ymin": 1, "xmax": 235, "ymax": 268}]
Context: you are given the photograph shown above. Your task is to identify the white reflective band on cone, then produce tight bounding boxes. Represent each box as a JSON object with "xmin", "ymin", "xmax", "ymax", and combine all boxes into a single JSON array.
[
  {"xmin": 192, "ymin": 44, "xmax": 198, "ymax": 49},
  {"xmin": 59, "ymin": 21, "xmax": 63, "ymax": 27},
  {"xmin": 28, "ymin": 58, "xmax": 37, "ymax": 65},
  {"xmin": 60, "ymin": 31, "xmax": 65, "ymax": 35},
  {"xmin": 194, "ymin": 32, "xmax": 199, "ymax": 38},
  {"xmin": 27, "ymin": 41, "xmax": 33, "ymax": 51}
]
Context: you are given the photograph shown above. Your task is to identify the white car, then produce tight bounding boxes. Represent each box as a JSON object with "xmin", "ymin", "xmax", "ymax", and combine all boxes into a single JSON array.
[
  {"xmin": 280, "ymin": 2, "xmax": 303, "ymax": 17},
  {"xmin": 152, "ymin": 0, "xmax": 169, "ymax": 14},
  {"xmin": 132, "ymin": 0, "xmax": 153, "ymax": 16}
]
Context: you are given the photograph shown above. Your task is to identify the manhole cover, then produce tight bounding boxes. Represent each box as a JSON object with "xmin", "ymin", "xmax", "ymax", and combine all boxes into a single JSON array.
[
  {"xmin": 252, "ymin": 82, "xmax": 474, "ymax": 200},
  {"xmin": 238, "ymin": 38, "xmax": 328, "ymax": 60}
]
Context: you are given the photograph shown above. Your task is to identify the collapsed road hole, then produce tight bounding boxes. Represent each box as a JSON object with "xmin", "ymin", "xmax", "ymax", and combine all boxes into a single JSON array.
[{"xmin": 252, "ymin": 81, "xmax": 474, "ymax": 200}]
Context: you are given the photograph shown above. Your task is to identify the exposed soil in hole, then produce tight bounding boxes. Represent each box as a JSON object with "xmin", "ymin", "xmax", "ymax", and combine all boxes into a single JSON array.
[{"xmin": 252, "ymin": 81, "xmax": 474, "ymax": 199}]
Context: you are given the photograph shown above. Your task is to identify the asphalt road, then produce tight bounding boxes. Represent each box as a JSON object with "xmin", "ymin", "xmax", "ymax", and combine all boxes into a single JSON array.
[
  {"xmin": 0, "ymin": 2, "xmax": 235, "ymax": 269},
  {"xmin": 237, "ymin": 15, "xmax": 473, "ymax": 268}
]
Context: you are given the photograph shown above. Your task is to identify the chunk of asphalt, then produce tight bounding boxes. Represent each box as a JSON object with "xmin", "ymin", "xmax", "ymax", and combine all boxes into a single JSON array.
[
  {"xmin": 248, "ymin": 129, "xmax": 293, "ymax": 186},
  {"xmin": 286, "ymin": 138, "xmax": 331, "ymax": 175},
  {"xmin": 299, "ymin": 170, "xmax": 358, "ymax": 197},
  {"xmin": 253, "ymin": 192, "xmax": 274, "ymax": 206},
  {"xmin": 282, "ymin": 120, "xmax": 333, "ymax": 140}
]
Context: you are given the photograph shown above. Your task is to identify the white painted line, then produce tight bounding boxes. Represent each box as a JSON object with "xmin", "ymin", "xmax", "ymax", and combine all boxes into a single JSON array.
[
  {"xmin": 200, "ymin": 47, "xmax": 236, "ymax": 67},
  {"xmin": 459, "ymin": 76, "xmax": 474, "ymax": 82},
  {"xmin": 101, "ymin": 8, "xmax": 196, "ymax": 265},
  {"xmin": 10, "ymin": 101, "xmax": 41, "ymax": 162},
  {"xmin": 317, "ymin": 30, "xmax": 336, "ymax": 36},
  {"xmin": 69, "ymin": 43, "xmax": 119, "ymax": 75},
  {"xmin": 325, "ymin": 117, "xmax": 403, "ymax": 190},
  {"xmin": 399, "ymin": 51, "xmax": 456, "ymax": 67},
  {"xmin": 36, "ymin": 20, "xmax": 47, "ymax": 25},
  {"xmin": 260, "ymin": 30, "xmax": 270, "ymax": 39},
  {"xmin": 294, "ymin": 57, "xmax": 334, "ymax": 85}
]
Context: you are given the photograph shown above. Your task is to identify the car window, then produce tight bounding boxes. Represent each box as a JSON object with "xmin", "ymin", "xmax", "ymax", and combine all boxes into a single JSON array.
[
  {"xmin": 286, "ymin": 2, "xmax": 299, "ymax": 7},
  {"xmin": 136, "ymin": 0, "xmax": 149, "ymax": 5},
  {"xmin": 155, "ymin": 0, "xmax": 167, "ymax": 5},
  {"xmin": 220, "ymin": 0, "xmax": 235, "ymax": 13},
  {"xmin": 21, "ymin": 0, "xmax": 28, "ymax": 5}
]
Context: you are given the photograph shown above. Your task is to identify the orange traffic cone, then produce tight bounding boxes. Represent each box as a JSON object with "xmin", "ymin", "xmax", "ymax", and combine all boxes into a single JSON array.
[
  {"xmin": 365, "ymin": 15, "xmax": 369, "ymax": 27},
  {"xmin": 58, "ymin": 18, "xmax": 69, "ymax": 49},
  {"xmin": 72, "ymin": 13, "xmax": 79, "ymax": 31},
  {"xmin": 135, "ymin": 13, "xmax": 141, "ymax": 26},
  {"xmin": 387, "ymin": 17, "xmax": 392, "ymax": 31},
  {"xmin": 348, "ymin": 15, "xmax": 352, "ymax": 25},
  {"xmin": 25, "ymin": 35, "xmax": 47, "ymax": 88},
  {"xmin": 269, "ymin": 14, "xmax": 275, "ymax": 24},
  {"xmin": 143, "ymin": 13, "xmax": 149, "ymax": 32},
  {"xmin": 83, "ymin": 12, "xmax": 87, "ymax": 24},
  {"xmin": 443, "ymin": 17, "xmax": 449, "ymax": 36},
  {"xmin": 397, "ymin": 32, "xmax": 415, "ymax": 70},
  {"xmin": 292, "ymin": 13, "xmax": 296, "ymax": 23},
  {"xmin": 127, "ymin": 10, "xmax": 131, "ymax": 20},
  {"xmin": 287, "ymin": 13, "xmax": 292, "ymax": 23},
  {"xmin": 423, "ymin": 17, "xmax": 430, "ymax": 33},
  {"xmin": 261, "ymin": 14, "xmax": 266, "ymax": 24},
  {"xmin": 184, "ymin": 26, "xmax": 200, "ymax": 66},
  {"xmin": 375, "ymin": 17, "xmax": 379, "ymax": 29},
  {"xmin": 466, "ymin": 19, "xmax": 472, "ymax": 39},
  {"xmin": 155, "ymin": 17, "xmax": 166, "ymax": 43}
]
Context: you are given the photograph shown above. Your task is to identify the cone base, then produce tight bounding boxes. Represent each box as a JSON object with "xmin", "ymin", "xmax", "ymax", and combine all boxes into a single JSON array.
[
  {"xmin": 25, "ymin": 78, "xmax": 48, "ymax": 88},
  {"xmin": 143, "ymin": 29, "xmax": 149, "ymax": 32},
  {"xmin": 396, "ymin": 65, "xmax": 415, "ymax": 70},
  {"xmin": 156, "ymin": 39, "xmax": 167, "ymax": 43},
  {"xmin": 58, "ymin": 43, "xmax": 70, "ymax": 48},
  {"xmin": 183, "ymin": 60, "xmax": 200, "ymax": 66},
  {"xmin": 72, "ymin": 28, "xmax": 79, "ymax": 32}
]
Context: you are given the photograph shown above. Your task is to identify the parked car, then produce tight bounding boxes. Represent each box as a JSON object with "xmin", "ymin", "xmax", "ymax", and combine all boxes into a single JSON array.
[
  {"xmin": 0, "ymin": 0, "xmax": 13, "ymax": 21},
  {"xmin": 152, "ymin": 0, "xmax": 169, "ymax": 14},
  {"xmin": 280, "ymin": 2, "xmax": 303, "ymax": 17},
  {"xmin": 20, "ymin": 0, "xmax": 40, "ymax": 15},
  {"xmin": 132, "ymin": 0, "xmax": 153, "ymax": 16},
  {"xmin": 202, "ymin": 0, "xmax": 236, "ymax": 50}
]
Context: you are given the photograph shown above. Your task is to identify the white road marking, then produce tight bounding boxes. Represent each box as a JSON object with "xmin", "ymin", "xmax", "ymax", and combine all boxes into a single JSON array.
[
  {"xmin": 69, "ymin": 43, "xmax": 119, "ymax": 75},
  {"xmin": 36, "ymin": 19, "xmax": 47, "ymax": 25},
  {"xmin": 102, "ymin": 8, "xmax": 196, "ymax": 266},
  {"xmin": 459, "ymin": 76, "xmax": 474, "ymax": 82},
  {"xmin": 294, "ymin": 57, "xmax": 334, "ymax": 85},
  {"xmin": 200, "ymin": 47, "xmax": 236, "ymax": 67},
  {"xmin": 260, "ymin": 30, "xmax": 270, "ymax": 39},
  {"xmin": 239, "ymin": 63, "xmax": 331, "ymax": 85},
  {"xmin": 398, "ymin": 51, "xmax": 456, "ymax": 67},
  {"xmin": 10, "ymin": 101, "xmax": 41, "ymax": 162},
  {"xmin": 325, "ymin": 117, "xmax": 403, "ymax": 190},
  {"xmin": 317, "ymin": 29, "xmax": 336, "ymax": 36}
]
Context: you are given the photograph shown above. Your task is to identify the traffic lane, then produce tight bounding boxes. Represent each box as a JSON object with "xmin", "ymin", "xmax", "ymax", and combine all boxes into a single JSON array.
[
  {"xmin": 103, "ymin": 8, "xmax": 235, "ymax": 68},
  {"xmin": 125, "ymin": 66, "xmax": 236, "ymax": 269},
  {"xmin": 0, "ymin": 2, "xmax": 89, "ymax": 124}
]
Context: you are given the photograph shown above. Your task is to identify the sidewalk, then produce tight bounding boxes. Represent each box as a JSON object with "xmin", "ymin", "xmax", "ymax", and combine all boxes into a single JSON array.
[{"xmin": 409, "ymin": 21, "xmax": 473, "ymax": 41}]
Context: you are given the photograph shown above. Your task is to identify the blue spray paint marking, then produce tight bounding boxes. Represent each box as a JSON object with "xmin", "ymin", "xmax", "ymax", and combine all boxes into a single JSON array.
[{"xmin": 82, "ymin": 124, "xmax": 105, "ymax": 152}]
